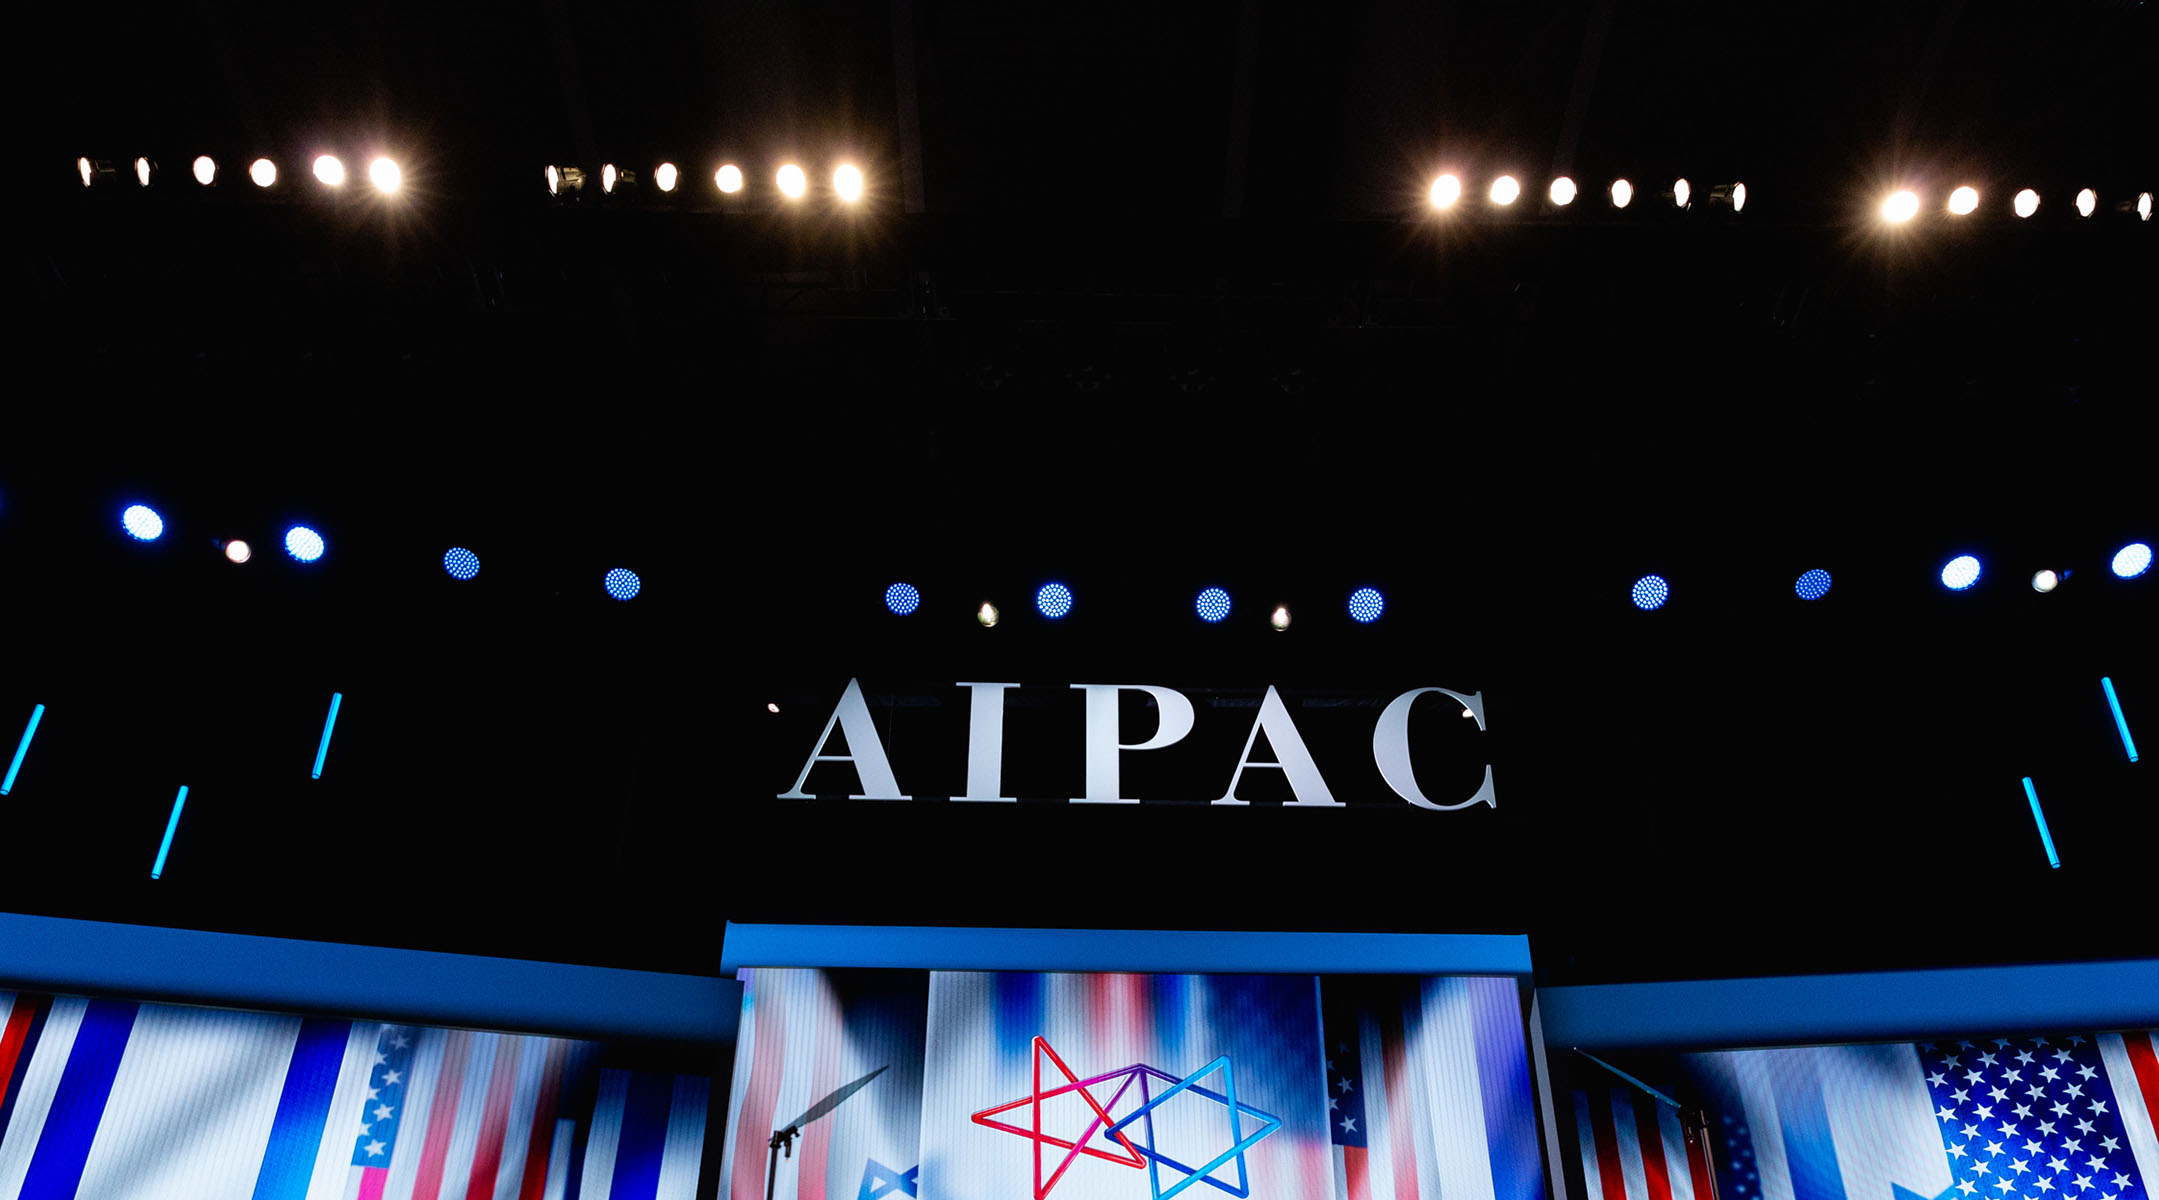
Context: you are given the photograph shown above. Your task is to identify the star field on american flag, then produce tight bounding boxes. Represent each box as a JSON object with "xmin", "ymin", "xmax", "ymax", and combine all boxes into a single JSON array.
[
  {"xmin": 351, "ymin": 1024, "xmax": 417, "ymax": 1166},
  {"xmin": 1922, "ymin": 1036, "xmax": 2146, "ymax": 1200},
  {"xmin": 1716, "ymin": 1112, "xmax": 1761, "ymax": 1200},
  {"xmin": 1326, "ymin": 1036, "xmax": 1368, "ymax": 1150}
]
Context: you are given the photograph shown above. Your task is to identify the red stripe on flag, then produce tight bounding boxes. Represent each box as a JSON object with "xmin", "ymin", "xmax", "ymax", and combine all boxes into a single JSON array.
[
  {"xmin": 0, "ymin": 1000, "xmax": 37, "ymax": 1110},
  {"xmin": 1634, "ymin": 1095, "xmax": 1675, "ymax": 1200},
  {"xmin": 464, "ymin": 1035, "xmax": 524, "ymax": 1200},
  {"xmin": 730, "ymin": 976, "xmax": 790, "ymax": 1200},
  {"xmin": 356, "ymin": 1165, "xmax": 390, "ymax": 1200},
  {"xmin": 412, "ymin": 1031, "xmax": 475, "ymax": 1200},
  {"xmin": 799, "ymin": 1011, "xmax": 845, "ymax": 1200},
  {"xmin": 516, "ymin": 1040, "xmax": 571, "ymax": 1200},
  {"xmin": 1377, "ymin": 1004, "xmax": 1420, "ymax": 1200},
  {"xmin": 1344, "ymin": 1146, "xmax": 1370, "ymax": 1200},
  {"xmin": 1587, "ymin": 1090, "xmax": 1630, "ymax": 1200},
  {"xmin": 2124, "ymin": 1031, "xmax": 2159, "ymax": 1136},
  {"xmin": 1684, "ymin": 1118, "xmax": 1717, "ymax": 1200}
]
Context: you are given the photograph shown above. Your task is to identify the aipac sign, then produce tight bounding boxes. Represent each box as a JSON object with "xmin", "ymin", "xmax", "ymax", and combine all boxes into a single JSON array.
[{"xmin": 777, "ymin": 679, "xmax": 1497, "ymax": 811}]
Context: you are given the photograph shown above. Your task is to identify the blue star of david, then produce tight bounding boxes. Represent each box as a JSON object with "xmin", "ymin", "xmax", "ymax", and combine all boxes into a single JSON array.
[
  {"xmin": 857, "ymin": 1159, "xmax": 919, "ymax": 1200},
  {"xmin": 1100, "ymin": 1056, "xmax": 1282, "ymax": 1200}
]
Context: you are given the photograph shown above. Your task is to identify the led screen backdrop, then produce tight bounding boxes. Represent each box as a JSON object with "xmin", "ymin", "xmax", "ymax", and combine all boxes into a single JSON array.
[
  {"xmin": 0, "ymin": 990, "xmax": 711, "ymax": 1200},
  {"xmin": 1571, "ymin": 1030, "xmax": 2159, "ymax": 1200},
  {"xmin": 720, "ymin": 970, "xmax": 1546, "ymax": 1200}
]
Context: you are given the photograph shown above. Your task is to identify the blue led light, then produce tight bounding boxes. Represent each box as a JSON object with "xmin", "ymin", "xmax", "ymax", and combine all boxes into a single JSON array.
[
  {"xmin": 151, "ymin": 785, "xmax": 189, "ymax": 880},
  {"xmin": 122, "ymin": 504, "xmax": 165, "ymax": 542},
  {"xmin": 604, "ymin": 567, "xmax": 642, "ymax": 601},
  {"xmin": 1035, "ymin": 582, "xmax": 1073, "ymax": 619},
  {"xmin": 2021, "ymin": 777, "xmax": 2061, "ymax": 869},
  {"xmin": 1195, "ymin": 587, "xmax": 1232, "ymax": 623},
  {"xmin": 1347, "ymin": 587, "xmax": 1385, "ymax": 623},
  {"xmin": 1794, "ymin": 568, "xmax": 1833, "ymax": 601},
  {"xmin": 1630, "ymin": 575, "xmax": 1670, "ymax": 610},
  {"xmin": 1940, "ymin": 555, "xmax": 1981, "ymax": 591},
  {"xmin": 2113, "ymin": 542, "xmax": 2152, "ymax": 579},
  {"xmin": 284, "ymin": 525, "xmax": 326, "ymax": 562},
  {"xmin": 885, "ymin": 582, "xmax": 921, "ymax": 615},
  {"xmin": 2, "ymin": 703, "xmax": 44, "ymax": 796},
  {"xmin": 443, "ymin": 547, "xmax": 481, "ymax": 580},
  {"xmin": 2102, "ymin": 677, "xmax": 2139, "ymax": 763},
  {"xmin": 311, "ymin": 692, "xmax": 342, "ymax": 780}
]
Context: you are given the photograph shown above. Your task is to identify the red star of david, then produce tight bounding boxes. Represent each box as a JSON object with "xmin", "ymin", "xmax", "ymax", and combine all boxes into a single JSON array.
[{"xmin": 970, "ymin": 1036, "xmax": 1146, "ymax": 1200}]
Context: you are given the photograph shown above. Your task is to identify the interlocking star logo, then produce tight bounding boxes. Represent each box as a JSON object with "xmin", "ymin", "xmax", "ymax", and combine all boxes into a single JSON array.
[{"xmin": 971, "ymin": 1037, "xmax": 1283, "ymax": 1200}]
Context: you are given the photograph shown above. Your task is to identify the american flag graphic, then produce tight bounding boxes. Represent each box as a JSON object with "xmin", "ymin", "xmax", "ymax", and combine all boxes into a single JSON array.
[
  {"xmin": 1571, "ymin": 1085, "xmax": 1717, "ymax": 1200},
  {"xmin": 1917, "ymin": 1032, "xmax": 2158, "ymax": 1200}
]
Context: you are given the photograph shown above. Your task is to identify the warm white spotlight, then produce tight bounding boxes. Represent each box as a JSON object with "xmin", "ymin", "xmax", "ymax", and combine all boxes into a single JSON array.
[
  {"xmin": 777, "ymin": 163, "xmax": 807, "ymax": 199},
  {"xmin": 313, "ymin": 155, "xmax": 345, "ymax": 187},
  {"xmin": 601, "ymin": 163, "xmax": 619, "ymax": 194},
  {"xmin": 1882, "ymin": 189, "xmax": 1920, "ymax": 223},
  {"xmin": 545, "ymin": 165, "xmax": 562, "ymax": 195},
  {"xmin": 368, "ymin": 157, "xmax": 401, "ymax": 193},
  {"xmin": 1672, "ymin": 177, "xmax": 1691, "ymax": 208},
  {"xmin": 2014, "ymin": 188, "xmax": 2040, "ymax": 219},
  {"xmin": 654, "ymin": 162, "xmax": 679, "ymax": 193},
  {"xmin": 224, "ymin": 539, "xmax": 252, "ymax": 565},
  {"xmin": 135, "ymin": 157, "xmax": 153, "ymax": 187},
  {"xmin": 78, "ymin": 157, "xmax": 93, "ymax": 187},
  {"xmin": 1731, "ymin": 182, "xmax": 1747, "ymax": 212},
  {"xmin": 1549, "ymin": 176, "xmax": 1577, "ymax": 206},
  {"xmin": 193, "ymin": 156, "xmax": 217, "ymax": 186},
  {"xmin": 1489, "ymin": 175, "xmax": 1519, "ymax": 205},
  {"xmin": 2075, "ymin": 188, "xmax": 2096, "ymax": 218},
  {"xmin": 1429, "ymin": 173, "xmax": 1461, "ymax": 209},
  {"xmin": 2031, "ymin": 569, "xmax": 2059, "ymax": 593},
  {"xmin": 977, "ymin": 601, "xmax": 999, "ymax": 628},
  {"xmin": 2140, "ymin": 192, "xmax": 2153, "ymax": 222},
  {"xmin": 1947, "ymin": 185, "xmax": 1979, "ymax": 215},
  {"xmin": 766, "ymin": 702, "xmax": 780, "ymax": 714},
  {"xmin": 716, "ymin": 163, "xmax": 744, "ymax": 193},
  {"xmin": 833, "ymin": 163, "xmax": 864, "ymax": 202},
  {"xmin": 249, "ymin": 158, "xmax": 278, "ymax": 188},
  {"xmin": 1270, "ymin": 605, "xmax": 1292, "ymax": 631},
  {"xmin": 1610, "ymin": 178, "xmax": 1633, "ymax": 208}
]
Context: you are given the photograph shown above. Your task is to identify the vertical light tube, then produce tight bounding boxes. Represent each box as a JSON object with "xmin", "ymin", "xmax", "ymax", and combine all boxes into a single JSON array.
[
  {"xmin": 312, "ymin": 692, "xmax": 343, "ymax": 779},
  {"xmin": 2101, "ymin": 677, "xmax": 2138, "ymax": 763},
  {"xmin": 2020, "ymin": 777, "xmax": 2061, "ymax": 870},
  {"xmin": 152, "ymin": 785, "xmax": 190, "ymax": 879},
  {"xmin": 2, "ymin": 703, "xmax": 44, "ymax": 795}
]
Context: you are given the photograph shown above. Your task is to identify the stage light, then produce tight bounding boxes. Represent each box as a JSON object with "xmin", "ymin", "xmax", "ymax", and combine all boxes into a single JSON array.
[
  {"xmin": 2140, "ymin": 192, "xmax": 2153, "ymax": 222},
  {"xmin": 834, "ymin": 163, "xmax": 864, "ymax": 202},
  {"xmin": 224, "ymin": 539, "xmax": 251, "ymax": 564},
  {"xmin": 1671, "ymin": 178, "xmax": 1691, "ymax": 208},
  {"xmin": 766, "ymin": 702, "xmax": 780, "ymax": 714},
  {"xmin": 250, "ymin": 158, "xmax": 277, "ymax": 188},
  {"xmin": 121, "ymin": 504, "xmax": 164, "ymax": 542},
  {"xmin": 1610, "ymin": 178, "xmax": 1633, "ymax": 208},
  {"xmin": 1, "ymin": 703, "xmax": 42, "ymax": 797},
  {"xmin": 1489, "ymin": 175, "xmax": 1519, "ymax": 205},
  {"xmin": 602, "ymin": 164, "xmax": 619, "ymax": 194},
  {"xmin": 1794, "ymin": 569, "xmax": 1833, "ymax": 601},
  {"xmin": 2114, "ymin": 542, "xmax": 2152, "ymax": 579},
  {"xmin": 2014, "ymin": 189, "xmax": 2039, "ymax": 218},
  {"xmin": 716, "ymin": 163, "xmax": 743, "ymax": 193},
  {"xmin": 977, "ymin": 602, "xmax": 999, "ymax": 628},
  {"xmin": 2076, "ymin": 188, "xmax": 2096, "ymax": 218},
  {"xmin": 1630, "ymin": 575, "xmax": 1669, "ymax": 611},
  {"xmin": 884, "ymin": 582, "xmax": 921, "ymax": 615},
  {"xmin": 443, "ymin": 547, "xmax": 480, "ymax": 580},
  {"xmin": 2021, "ymin": 777, "xmax": 2061, "ymax": 869},
  {"xmin": 192, "ymin": 156, "xmax": 216, "ymax": 186},
  {"xmin": 1347, "ymin": 587, "xmax": 1385, "ymax": 623},
  {"xmin": 1429, "ymin": 173, "xmax": 1461, "ymax": 209},
  {"xmin": 1730, "ymin": 182, "xmax": 1747, "ymax": 213},
  {"xmin": 313, "ymin": 155, "xmax": 345, "ymax": 187},
  {"xmin": 1271, "ymin": 605, "xmax": 1291, "ymax": 631},
  {"xmin": 777, "ymin": 164, "xmax": 807, "ymax": 199},
  {"xmin": 1549, "ymin": 176, "xmax": 1577, "ymax": 206},
  {"xmin": 654, "ymin": 162, "xmax": 679, "ymax": 193},
  {"xmin": 1882, "ymin": 190, "xmax": 1920, "ymax": 223},
  {"xmin": 77, "ymin": 157, "xmax": 93, "ymax": 187},
  {"xmin": 312, "ymin": 692, "xmax": 342, "ymax": 780},
  {"xmin": 1940, "ymin": 554, "xmax": 1981, "ymax": 591},
  {"xmin": 2102, "ymin": 677, "xmax": 2139, "ymax": 763},
  {"xmin": 2032, "ymin": 569, "xmax": 2059, "ymax": 593},
  {"xmin": 135, "ymin": 157, "xmax": 153, "ymax": 187},
  {"xmin": 1947, "ymin": 186, "xmax": 1978, "ymax": 215},
  {"xmin": 368, "ymin": 157, "xmax": 401, "ymax": 194},
  {"xmin": 1035, "ymin": 582, "xmax": 1073, "ymax": 619},
  {"xmin": 1195, "ymin": 587, "xmax": 1231, "ymax": 623},
  {"xmin": 150, "ymin": 785, "xmax": 189, "ymax": 880},
  {"xmin": 604, "ymin": 567, "xmax": 641, "ymax": 601},
  {"xmin": 284, "ymin": 525, "xmax": 326, "ymax": 563}
]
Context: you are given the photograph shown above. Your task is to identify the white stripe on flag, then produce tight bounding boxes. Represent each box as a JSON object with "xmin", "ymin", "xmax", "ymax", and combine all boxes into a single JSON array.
[
  {"xmin": 430, "ymin": 1031, "xmax": 507, "ymax": 1200},
  {"xmin": 769, "ymin": 971, "xmax": 824, "ymax": 1200},
  {"xmin": 381, "ymin": 1026, "xmax": 452, "ymax": 1200},
  {"xmin": 542, "ymin": 1118, "xmax": 574, "ymax": 1200},
  {"xmin": 1727, "ymin": 1051, "xmax": 1796, "ymax": 1200},
  {"xmin": 304, "ymin": 1024, "xmax": 386, "ymax": 1200},
  {"xmin": 1609, "ymin": 1089, "xmax": 1650, "ymax": 1200},
  {"xmin": 0, "ymin": 992, "xmax": 13, "ymax": 1031},
  {"xmin": 656, "ymin": 1074, "xmax": 710, "ymax": 1200},
  {"xmin": 579, "ymin": 1068, "xmax": 631, "ymax": 1200},
  {"xmin": 74, "ymin": 1003, "xmax": 301, "ymax": 1200},
  {"xmin": 1357, "ymin": 1015, "xmax": 1397, "ymax": 1200},
  {"xmin": 0, "ymin": 994, "xmax": 90, "ymax": 1200},
  {"xmin": 2098, "ymin": 1033, "xmax": 2159, "ymax": 1184},
  {"xmin": 1573, "ymin": 1092, "xmax": 1607, "ymax": 1200},
  {"xmin": 1419, "ymin": 978, "xmax": 1498, "ymax": 1200},
  {"xmin": 1656, "ymin": 1104, "xmax": 1695, "ymax": 1200},
  {"xmin": 1820, "ymin": 1043, "xmax": 1950, "ymax": 1200},
  {"xmin": 491, "ymin": 1035, "xmax": 555, "ymax": 1200},
  {"xmin": 717, "ymin": 973, "xmax": 756, "ymax": 1199}
]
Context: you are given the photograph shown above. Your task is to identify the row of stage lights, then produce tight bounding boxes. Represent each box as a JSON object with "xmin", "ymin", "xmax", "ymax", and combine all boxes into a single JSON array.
[
  {"xmin": 1425, "ymin": 174, "xmax": 2155, "ymax": 223},
  {"xmin": 544, "ymin": 160, "xmax": 866, "ymax": 203},
  {"xmin": 78, "ymin": 153, "xmax": 404, "ymax": 194}
]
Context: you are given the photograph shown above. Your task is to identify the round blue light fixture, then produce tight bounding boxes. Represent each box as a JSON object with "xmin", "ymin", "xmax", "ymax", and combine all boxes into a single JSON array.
[
  {"xmin": 1794, "ymin": 568, "xmax": 1833, "ymax": 601},
  {"xmin": 1631, "ymin": 575, "xmax": 1670, "ymax": 610},
  {"xmin": 1940, "ymin": 555, "xmax": 1982, "ymax": 591},
  {"xmin": 1347, "ymin": 587, "xmax": 1385, "ymax": 623},
  {"xmin": 1195, "ymin": 587, "xmax": 1232, "ymax": 623},
  {"xmin": 604, "ymin": 567, "xmax": 641, "ymax": 601},
  {"xmin": 884, "ymin": 582, "xmax": 921, "ymax": 615},
  {"xmin": 2113, "ymin": 542, "xmax": 2152, "ymax": 579},
  {"xmin": 1035, "ymin": 582, "xmax": 1073, "ymax": 619},
  {"xmin": 121, "ymin": 504, "xmax": 165, "ymax": 542},
  {"xmin": 284, "ymin": 525, "xmax": 325, "ymax": 562},
  {"xmin": 443, "ymin": 547, "xmax": 480, "ymax": 580}
]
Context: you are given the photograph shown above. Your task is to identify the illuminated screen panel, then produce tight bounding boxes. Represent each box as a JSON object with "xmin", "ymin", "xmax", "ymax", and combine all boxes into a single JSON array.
[
  {"xmin": 0, "ymin": 989, "xmax": 712, "ymax": 1200},
  {"xmin": 720, "ymin": 969, "xmax": 1547, "ymax": 1200},
  {"xmin": 1565, "ymin": 1029, "xmax": 2159, "ymax": 1200}
]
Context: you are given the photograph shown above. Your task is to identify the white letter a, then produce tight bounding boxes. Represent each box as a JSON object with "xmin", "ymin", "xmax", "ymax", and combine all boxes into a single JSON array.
[{"xmin": 777, "ymin": 678, "xmax": 911, "ymax": 800}]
